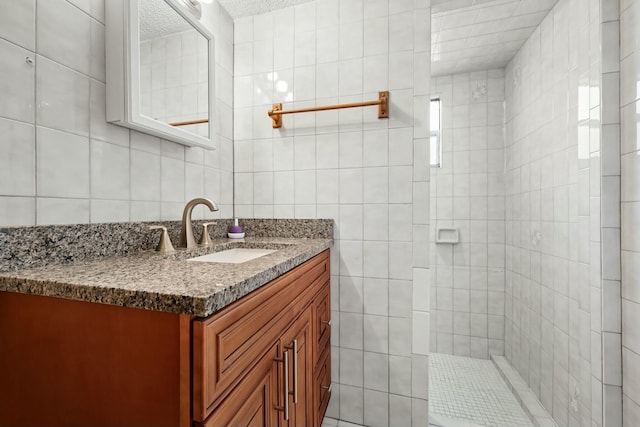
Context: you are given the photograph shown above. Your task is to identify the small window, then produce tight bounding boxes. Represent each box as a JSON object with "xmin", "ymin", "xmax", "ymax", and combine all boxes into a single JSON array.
[{"xmin": 430, "ymin": 98, "xmax": 441, "ymax": 168}]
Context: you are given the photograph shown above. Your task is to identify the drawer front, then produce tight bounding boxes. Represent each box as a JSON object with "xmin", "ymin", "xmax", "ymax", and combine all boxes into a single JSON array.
[
  {"xmin": 314, "ymin": 346, "xmax": 332, "ymax": 427},
  {"xmin": 193, "ymin": 250, "xmax": 330, "ymax": 422},
  {"xmin": 313, "ymin": 281, "xmax": 331, "ymax": 366}
]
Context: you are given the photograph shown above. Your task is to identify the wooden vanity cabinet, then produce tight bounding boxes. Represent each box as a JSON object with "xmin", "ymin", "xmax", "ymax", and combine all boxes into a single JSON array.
[
  {"xmin": 193, "ymin": 249, "xmax": 331, "ymax": 427},
  {"xmin": 0, "ymin": 250, "xmax": 330, "ymax": 427}
]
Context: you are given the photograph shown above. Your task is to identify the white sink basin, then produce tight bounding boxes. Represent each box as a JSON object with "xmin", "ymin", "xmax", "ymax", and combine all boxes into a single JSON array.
[{"xmin": 187, "ymin": 248, "xmax": 277, "ymax": 264}]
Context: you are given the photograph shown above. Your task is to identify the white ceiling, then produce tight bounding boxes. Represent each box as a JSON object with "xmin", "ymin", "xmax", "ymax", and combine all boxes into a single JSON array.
[
  {"xmin": 217, "ymin": 0, "xmax": 314, "ymax": 18},
  {"xmin": 139, "ymin": 0, "xmax": 191, "ymax": 40},
  {"xmin": 216, "ymin": 0, "xmax": 557, "ymax": 76},
  {"xmin": 431, "ymin": 0, "xmax": 558, "ymax": 76}
]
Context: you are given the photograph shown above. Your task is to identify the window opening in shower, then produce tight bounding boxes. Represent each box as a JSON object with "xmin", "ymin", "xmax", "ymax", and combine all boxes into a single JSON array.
[{"xmin": 430, "ymin": 98, "xmax": 441, "ymax": 167}]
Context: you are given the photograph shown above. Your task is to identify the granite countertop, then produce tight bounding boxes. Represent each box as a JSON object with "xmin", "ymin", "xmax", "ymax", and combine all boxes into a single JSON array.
[{"xmin": 0, "ymin": 237, "xmax": 332, "ymax": 317}]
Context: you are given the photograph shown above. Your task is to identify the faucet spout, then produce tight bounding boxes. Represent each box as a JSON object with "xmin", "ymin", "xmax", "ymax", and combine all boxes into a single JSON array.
[{"xmin": 179, "ymin": 197, "xmax": 219, "ymax": 249}]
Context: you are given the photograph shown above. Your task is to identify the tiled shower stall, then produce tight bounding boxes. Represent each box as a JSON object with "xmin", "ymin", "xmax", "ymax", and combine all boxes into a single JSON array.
[
  {"xmin": 429, "ymin": 0, "xmax": 628, "ymax": 425},
  {"xmin": 430, "ymin": 69, "xmax": 507, "ymax": 360}
]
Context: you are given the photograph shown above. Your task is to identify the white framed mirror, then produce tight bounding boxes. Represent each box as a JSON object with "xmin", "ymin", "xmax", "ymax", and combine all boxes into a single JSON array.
[{"xmin": 105, "ymin": 0, "xmax": 216, "ymax": 149}]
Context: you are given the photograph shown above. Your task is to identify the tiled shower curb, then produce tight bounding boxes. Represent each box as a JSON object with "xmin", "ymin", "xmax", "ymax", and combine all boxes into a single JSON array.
[{"xmin": 491, "ymin": 356, "xmax": 559, "ymax": 427}]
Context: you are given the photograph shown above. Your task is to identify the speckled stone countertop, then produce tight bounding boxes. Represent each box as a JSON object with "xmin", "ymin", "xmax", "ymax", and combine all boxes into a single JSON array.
[
  {"xmin": 0, "ymin": 237, "xmax": 332, "ymax": 317},
  {"xmin": 0, "ymin": 218, "xmax": 333, "ymax": 272}
]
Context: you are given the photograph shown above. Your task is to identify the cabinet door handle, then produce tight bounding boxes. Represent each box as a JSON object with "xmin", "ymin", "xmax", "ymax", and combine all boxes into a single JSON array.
[
  {"xmin": 322, "ymin": 384, "xmax": 332, "ymax": 393},
  {"xmin": 283, "ymin": 351, "xmax": 289, "ymax": 420},
  {"xmin": 285, "ymin": 340, "xmax": 298, "ymax": 403},
  {"xmin": 322, "ymin": 319, "xmax": 332, "ymax": 326},
  {"xmin": 274, "ymin": 352, "xmax": 289, "ymax": 420}
]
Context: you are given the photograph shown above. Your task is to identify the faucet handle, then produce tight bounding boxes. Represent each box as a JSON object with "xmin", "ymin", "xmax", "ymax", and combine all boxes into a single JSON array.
[
  {"xmin": 145, "ymin": 225, "xmax": 176, "ymax": 253},
  {"xmin": 199, "ymin": 222, "xmax": 217, "ymax": 247}
]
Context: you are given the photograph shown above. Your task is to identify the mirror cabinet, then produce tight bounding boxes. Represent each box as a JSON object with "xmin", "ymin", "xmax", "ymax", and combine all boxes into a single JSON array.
[{"xmin": 105, "ymin": 0, "xmax": 216, "ymax": 149}]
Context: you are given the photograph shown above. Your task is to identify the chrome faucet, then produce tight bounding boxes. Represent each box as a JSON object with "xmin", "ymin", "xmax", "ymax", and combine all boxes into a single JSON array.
[{"xmin": 179, "ymin": 198, "xmax": 219, "ymax": 249}]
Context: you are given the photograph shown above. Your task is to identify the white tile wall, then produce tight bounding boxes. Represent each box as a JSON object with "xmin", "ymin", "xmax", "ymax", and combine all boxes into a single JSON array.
[
  {"xmin": 232, "ymin": 0, "xmax": 432, "ymax": 424},
  {"xmin": 36, "ymin": 126, "xmax": 90, "ymax": 198},
  {"xmin": 599, "ymin": 2, "xmax": 624, "ymax": 427},
  {"xmin": 620, "ymin": 0, "xmax": 640, "ymax": 425},
  {"xmin": 0, "ymin": 0, "xmax": 234, "ymax": 226},
  {"xmin": 0, "ymin": 0, "xmax": 35, "ymax": 52},
  {"xmin": 430, "ymin": 69, "xmax": 506, "ymax": 359},
  {"xmin": 0, "ymin": 38, "xmax": 35, "ymax": 123},
  {"xmin": 0, "ymin": 118, "xmax": 35, "ymax": 197},
  {"xmin": 503, "ymin": 0, "xmax": 623, "ymax": 425}
]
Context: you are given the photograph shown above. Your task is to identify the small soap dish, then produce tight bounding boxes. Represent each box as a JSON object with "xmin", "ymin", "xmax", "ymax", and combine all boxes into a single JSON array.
[
  {"xmin": 435, "ymin": 228, "xmax": 459, "ymax": 244},
  {"xmin": 228, "ymin": 232, "xmax": 245, "ymax": 239}
]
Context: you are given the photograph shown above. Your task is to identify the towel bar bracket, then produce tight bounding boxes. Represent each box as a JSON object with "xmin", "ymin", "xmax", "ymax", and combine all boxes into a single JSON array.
[{"xmin": 271, "ymin": 103, "xmax": 283, "ymax": 128}]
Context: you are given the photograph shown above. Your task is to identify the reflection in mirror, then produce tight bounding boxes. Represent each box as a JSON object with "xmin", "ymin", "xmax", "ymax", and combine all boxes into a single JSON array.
[{"xmin": 138, "ymin": 0, "xmax": 209, "ymax": 138}]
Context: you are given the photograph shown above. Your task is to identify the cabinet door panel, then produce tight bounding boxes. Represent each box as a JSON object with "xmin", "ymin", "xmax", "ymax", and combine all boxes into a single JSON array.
[
  {"xmin": 279, "ymin": 308, "xmax": 314, "ymax": 427},
  {"xmin": 200, "ymin": 344, "xmax": 279, "ymax": 427},
  {"xmin": 314, "ymin": 346, "xmax": 332, "ymax": 427}
]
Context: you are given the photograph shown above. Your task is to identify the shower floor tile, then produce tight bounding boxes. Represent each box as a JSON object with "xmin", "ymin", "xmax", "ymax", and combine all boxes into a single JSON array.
[
  {"xmin": 322, "ymin": 416, "xmax": 441, "ymax": 427},
  {"xmin": 429, "ymin": 353, "xmax": 533, "ymax": 427}
]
